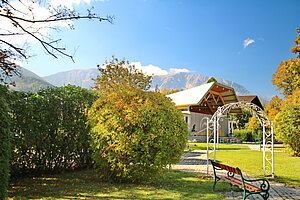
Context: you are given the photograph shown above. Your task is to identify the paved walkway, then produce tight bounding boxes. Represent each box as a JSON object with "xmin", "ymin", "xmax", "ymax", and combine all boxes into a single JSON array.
[{"xmin": 171, "ymin": 149, "xmax": 300, "ymax": 200}]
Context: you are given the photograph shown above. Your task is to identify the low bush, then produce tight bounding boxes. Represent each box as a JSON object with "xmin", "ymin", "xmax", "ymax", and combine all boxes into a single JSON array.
[{"xmin": 254, "ymin": 129, "xmax": 263, "ymax": 139}]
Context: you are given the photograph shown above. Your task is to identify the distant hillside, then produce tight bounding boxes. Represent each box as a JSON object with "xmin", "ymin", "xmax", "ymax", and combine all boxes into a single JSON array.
[
  {"xmin": 44, "ymin": 68, "xmax": 97, "ymax": 89},
  {"xmin": 152, "ymin": 73, "xmax": 250, "ymax": 95},
  {"xmin": 9, "ymin": 67, "xmax": 54, "ymax": 92},
  {"xmin": 44, "ymin": 69, "xmax": 250, "ymax": 95}
]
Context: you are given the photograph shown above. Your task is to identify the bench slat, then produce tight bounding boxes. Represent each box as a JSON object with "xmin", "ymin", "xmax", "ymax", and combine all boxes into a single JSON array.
[
  {"xmin": 211, "ymin": 161, "xmax": 241, "ymax": 175},
  {"xmin": 225, "ymin": 177, "xmax": 262, "ymax": 192}
]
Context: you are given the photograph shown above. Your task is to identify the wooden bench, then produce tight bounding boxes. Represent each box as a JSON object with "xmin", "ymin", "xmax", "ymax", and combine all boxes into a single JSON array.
[{"xmin": 211, "ymin": 160, "xmax": 270, "ymax": 200}]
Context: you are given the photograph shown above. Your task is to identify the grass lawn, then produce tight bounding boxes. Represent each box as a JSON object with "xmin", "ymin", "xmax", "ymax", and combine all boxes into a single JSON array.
[
  {"xmin": 187, "ymin": 142, "xmax": 250, "ymax": 150},
  {"xmin": 8, "ymin": 169, "xmax": 231, "ymax": 200},
  {"xmin": 212, "ymin": 150, "xmax": 300, "ymax": 186}
]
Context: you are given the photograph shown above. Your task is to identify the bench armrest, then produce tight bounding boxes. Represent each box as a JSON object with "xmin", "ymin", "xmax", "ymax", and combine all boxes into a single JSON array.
[{"xmin": 243, "ymin": 178, "xmax": 270, "ymax": 191}]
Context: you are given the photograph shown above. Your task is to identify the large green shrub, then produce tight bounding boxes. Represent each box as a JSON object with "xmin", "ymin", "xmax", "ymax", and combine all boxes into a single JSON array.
[
  {"xmin": 9, "ymin": 85, "xmax": 98, "ymax": 176},
  {"xmin": 230, "ymin": 112, "xmax": 252, "ymax": 129},
  {"xmin": 89, "ymin": 87, "xmax": 188, "ymax": 182},
  {"xmin": 274, "ymin": 105, "xmax": 300, "ymax": 156},
  {"xmin": 233, "ymin": 129, "xmax": 253, "ymax": 142},
  {"xmin": 0, "ymin": 85, "xmax": 11, "ymax": 199}
]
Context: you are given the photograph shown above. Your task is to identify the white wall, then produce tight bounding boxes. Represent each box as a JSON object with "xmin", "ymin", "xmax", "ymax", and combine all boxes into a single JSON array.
[
  {"xmin": 189, "ymin": 112, "xmax": 211, "ymax": 132},
  {"xmin": 185, "ymin": 112, "xmax": 230, "ymax": 140}
]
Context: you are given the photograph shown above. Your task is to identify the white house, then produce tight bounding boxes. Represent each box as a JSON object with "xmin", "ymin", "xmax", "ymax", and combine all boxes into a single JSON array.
[{"xmin": 167, "ymin": 82, "xmax": 241, "ymax": 142}]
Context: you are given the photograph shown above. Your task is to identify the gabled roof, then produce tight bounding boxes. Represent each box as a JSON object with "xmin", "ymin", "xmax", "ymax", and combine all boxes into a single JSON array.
[
  {"xmin": 167, "ymin": 82, "xmax": 241, "ymax": 115},
  {"xmin": 237, "ymin": 95, "xmax": 264, "ymax": 110},
  {"xmin": 167, "ymin": 82, "xmax": 215, "ymax": 106}
]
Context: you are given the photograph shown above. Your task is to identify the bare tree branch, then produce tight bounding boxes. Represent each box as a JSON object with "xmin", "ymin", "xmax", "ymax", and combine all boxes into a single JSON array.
[
  {"xmin": 0, "ymin": 0, "xmax": 113, "ymax": 85},
  {"xmin": 0, "ymin": 39, "xmax": 27, "ymax": 58},
  {"xmin": 0, "ymin": 13, "xmax": 113, "ymax": 24}
]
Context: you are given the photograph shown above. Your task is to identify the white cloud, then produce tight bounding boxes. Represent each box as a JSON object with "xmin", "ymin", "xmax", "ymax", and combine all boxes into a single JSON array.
[
  {"xmin": 50, "ymin": 0, "xmax": 92, "ymax": 9},
  {"xmin": 130, "ymin": 62, "xmax": 168, "ymax": 76},
  {"xmin": 243, "ymin": 38, "xmax": 255, "ymax": 48},
  {"xmin": 50, "ymin": 0, "xmax": 108, "ymax": 9},
  {"xmin": 169, "ymin": 68, "xmax": 190, "ymax": 73},
  {"xmin": 130, "ymin": 62, "xmax": 191, "ymax": 76}
]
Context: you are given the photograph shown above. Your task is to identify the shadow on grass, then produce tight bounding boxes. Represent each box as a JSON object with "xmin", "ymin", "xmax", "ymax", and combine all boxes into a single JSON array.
[
  {"xmin": 272, "ymin": 176, "xmax": 300, "ymax": 187},
  {"xmin": 153, "ymin": 170, "xmax": 231, "ymax": 199},
  {"xmin": 183, "ymin": 150, "xmax": 206, "ymax": 155},
  {"xmin": 9, "ymin": 169, "xmax": 231, "ymax": 200},
  {"xmin": 177, "ymin": 158, "xmax": 207, "ymax": 165}
]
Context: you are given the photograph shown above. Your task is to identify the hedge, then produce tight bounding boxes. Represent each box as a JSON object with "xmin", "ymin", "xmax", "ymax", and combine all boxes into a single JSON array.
[
  {"xmin": 8, "ymin": 85, "xmax": 98, "ymax": 177},
  {"xmin": 0, "ymin": 85, "xmax": 11, "ymax": 199}
]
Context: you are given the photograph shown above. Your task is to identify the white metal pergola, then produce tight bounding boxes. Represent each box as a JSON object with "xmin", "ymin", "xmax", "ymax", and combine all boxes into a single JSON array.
[{"xmin": 204, "ymin": 102, "xmax": 274, "ymax": 178}]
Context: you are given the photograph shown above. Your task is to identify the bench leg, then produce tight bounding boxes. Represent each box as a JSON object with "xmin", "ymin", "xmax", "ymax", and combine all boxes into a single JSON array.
[
  {"xmin": 212, "ymin": 177, "xmax": 220, "ymax": 192},
  {"xmin": 242, "ymin": 190, "xmax": 247, "ymax": 200},
  {"xmin": 212, "ymin": 178, "xmax": 217, "ymax": 192},
  {"xmin": 261, "ymin": 192, "xmax": 269, "ymax": 200},
  {"xmin": 243, "ymin": 192, "xmax": 270, "ymax": 200}
]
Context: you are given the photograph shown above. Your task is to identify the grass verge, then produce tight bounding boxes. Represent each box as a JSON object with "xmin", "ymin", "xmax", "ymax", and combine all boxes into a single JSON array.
[
  {"xmin": 8, "ymin": 169, "xmax": 231, "ymax": 200},
  {"xmin": 187, "ymin": 143, "xmax": 250, "ymax": 150},
  {"xmin": 212, "ymin": 150, "xmax": 300, "ymax": 186}
]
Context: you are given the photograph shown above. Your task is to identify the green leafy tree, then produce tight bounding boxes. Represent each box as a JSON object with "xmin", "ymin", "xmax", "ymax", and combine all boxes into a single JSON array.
[
  {"xmin": 272, "ymin": 28, "xmax": 300, "ymax": 96},
  {"xmin": 246, "ymin": 116, "xmax": 261, "ymax": 138},
  {"xmin": 264, "ymin": 96, "xmax": 282, "ymax": 121},
  {"xmin": 282, "ymin": 89, "xmax": 300, "ymax": 107},
  {"xmin": 90, "ymin": 58, "xmax": 187, "ymax": 182},
  {"xmin": 159, "ymin": 88, "xmax": 182, "ymax": 95},
  {"xmin": 159, "ymin": 88, "xmax": 170, "ymax": 95},
  {"xmin": 0, "ymin": 50, "xmax": 20, "ymax": 85},
  {"xmin": 207, "ymin": 77, "xmax": 217, "ymax": 83},
  {"xmin": 169, "ymin": 89, "xmax": 182, "ymax": 94},
  {"xmin": 89, "ymin": 87, "xmax": 188, "ymax": 182},
  {"xmin": 93, "ymin": 56, "xmax": 152, "ymax": 93},
  {"xmin": 274, "ymin": 105, "xmax": 300, "ymax": 156},
  {"xmin": 291, "ymin": 28, "xmax": 300, "ymax": 56},
  {"xmin": 0, "ymin": 85, "xmax": 11, "ymax": 199},
  {"xmin": 232, "ymin": 129, "xmax": 253, "ymax": 142},
  {"xmin": 230, "ymin": 111, "xmax": 252, "ymax": 129}
]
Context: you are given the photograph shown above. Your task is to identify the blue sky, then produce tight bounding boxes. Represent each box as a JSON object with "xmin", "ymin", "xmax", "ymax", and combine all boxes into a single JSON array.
[{"xmin": 17, "ymin": 0, "xmax": 300, "ymax": 98}]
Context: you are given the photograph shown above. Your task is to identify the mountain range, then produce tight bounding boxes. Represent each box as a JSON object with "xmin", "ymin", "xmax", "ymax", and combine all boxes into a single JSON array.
[
  {"xmin": 43, "ymin": 68, "xmax": 250, "ymax": 95},
  {"xmin": 8, "ymin": 67, "xmax": 53, "ymax": 92},
  {"xmin": 8, "ymin": 67, "xmax": 251, "ymax": 96}
]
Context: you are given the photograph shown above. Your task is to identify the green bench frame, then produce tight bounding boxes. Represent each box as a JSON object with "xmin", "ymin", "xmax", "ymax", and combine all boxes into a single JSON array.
[{"xmin": 211, "ymin": 160, "xmax": 270, "ymax": 200}]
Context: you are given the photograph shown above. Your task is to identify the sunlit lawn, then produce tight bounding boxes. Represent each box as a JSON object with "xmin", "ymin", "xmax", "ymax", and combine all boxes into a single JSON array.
[
  {"xmin": 8, "ymin": 169, "xmax": 231, "ymax": 200},
  {"xmin": 212, "ymin": 150, "xmax": 300, "ymax": 186},
  {"xmin": 187, "ymin": 142, "xmax": 250, "ymax": 150}
]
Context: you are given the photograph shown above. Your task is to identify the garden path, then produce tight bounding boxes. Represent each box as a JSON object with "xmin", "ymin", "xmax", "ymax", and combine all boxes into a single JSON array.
[{"xmin": 172, "ymin": 149, "xmax": 300, "ymax": 200}]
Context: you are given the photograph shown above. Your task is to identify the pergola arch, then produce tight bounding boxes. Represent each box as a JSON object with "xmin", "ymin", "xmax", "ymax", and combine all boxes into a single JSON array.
[{"xmin": 205, "ymin": 101, "xmax": 274, "ymax": 178}]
